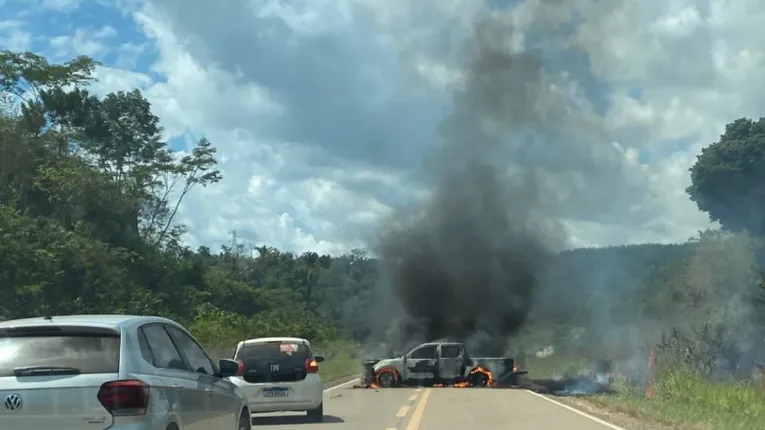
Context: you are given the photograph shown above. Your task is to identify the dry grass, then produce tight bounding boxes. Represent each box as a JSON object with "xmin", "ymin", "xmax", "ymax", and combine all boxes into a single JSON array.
[
  {"xmin": 529, "ymin": 357, "xmax": 765, "ymax": 429},
  {"xmin": 590, "ymin": 368, "xmax": 765, "ymax": 430}
]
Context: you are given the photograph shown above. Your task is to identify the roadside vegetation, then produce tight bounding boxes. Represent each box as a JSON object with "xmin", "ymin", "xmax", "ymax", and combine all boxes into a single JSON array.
[
  {"xmin": 519, "ymin": 117, "xmax": 765, "ymax": 428},
  {"xmin": 2, "ymin": 50, "xmax": 765, "ymax": 422},
  {"xmin": 0, "ymin": 50, "xmax": 370, "ymax": 382},
  {"xmin": 591, "ymin": 368, "xmax": 765, "ymax": 430},
  {"xmin": 528, "ymin": 355, "xmax": 765, "ymax": 429}
]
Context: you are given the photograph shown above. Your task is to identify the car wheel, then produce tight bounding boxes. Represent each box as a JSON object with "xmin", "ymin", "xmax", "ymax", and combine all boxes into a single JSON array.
[
  {"xmin": 469, "ymin": 372, "xmax": 489, "ymax": 387},
  {"xmin": 238, "ymin": 409, "xmax": 251, "ymax": 430},
  {"xmin": 377, "ymin": 371, "xmax": 396, "ymax": 388},
  {"xmin": 307, "ymin": 402, "xmax": 323, "ymax": 422}
]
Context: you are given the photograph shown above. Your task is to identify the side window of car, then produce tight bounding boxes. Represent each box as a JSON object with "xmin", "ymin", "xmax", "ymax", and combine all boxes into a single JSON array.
[
  {"xmin": 410, "ymin": 345, "xmax": 436, "ymax": 359},
  {"xmin": 441, "ymin": 345, "xmax": 461, "ymax": 358},
  {"xmin": 137, "ymin": 328, "xmax": 155, "ymax": 364},
  {"xmin": 141, "ymin": 324, "xmax": 188, "ymax": 371},
  {"xmin": 165, "ymin": 325, "xmax": 215, "ymax": 376}
]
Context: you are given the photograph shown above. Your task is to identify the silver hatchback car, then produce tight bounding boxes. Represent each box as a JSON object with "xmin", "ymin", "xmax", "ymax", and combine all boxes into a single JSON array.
[{"xmin": 0, "ymin": 314, "xmax": 251, "ymax": 430}]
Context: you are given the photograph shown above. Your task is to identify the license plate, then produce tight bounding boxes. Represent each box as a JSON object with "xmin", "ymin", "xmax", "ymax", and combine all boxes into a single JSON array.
[{"xmin": 263, "ymin": 387, "xmax": 288, "ymax": 397}]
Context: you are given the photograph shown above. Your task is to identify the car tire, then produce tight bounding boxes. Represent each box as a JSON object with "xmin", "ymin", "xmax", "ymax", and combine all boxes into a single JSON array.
[
  {"xmin": 238, "ymin": 409, "xmax": 251, "ymax": 430},
  {"xmin": 307, "ymin": 402, "xmax": 323, "ymax": 422},
  {"xmin": 469, "ymin": 372, "xmax": 489, "ymax": 387},
  {"xmin": 377, "ymin": 371, "xmax": 396, "ymax": 388}
]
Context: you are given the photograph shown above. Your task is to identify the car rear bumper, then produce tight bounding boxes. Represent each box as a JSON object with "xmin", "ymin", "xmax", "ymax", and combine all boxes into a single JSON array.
[
  {"xmin": 229, "ymin": 375, "xmax": 323, "ymax": 413},
  {"xmin": 249, "ymin": 399, "xmax": 321, "ymax": 413}
]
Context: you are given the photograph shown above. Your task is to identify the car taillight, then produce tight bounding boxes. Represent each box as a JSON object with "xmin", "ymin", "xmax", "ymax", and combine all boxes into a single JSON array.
[
  {"xmin": 97, "ymin": 380, "xmax": 149, "ymax": 416},
  {"xmin": 304, "ymin": 358, "xmax": 319, "ymax": 373},
  {"xmin": 237, "ymin": 359, "xmax": 245, "ymax": 376}
]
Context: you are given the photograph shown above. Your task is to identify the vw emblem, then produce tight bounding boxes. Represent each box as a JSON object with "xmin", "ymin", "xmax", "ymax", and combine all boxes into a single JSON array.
[{"xmin": 4, "ymin": 394, "xmax": 22, "ymax": 411}]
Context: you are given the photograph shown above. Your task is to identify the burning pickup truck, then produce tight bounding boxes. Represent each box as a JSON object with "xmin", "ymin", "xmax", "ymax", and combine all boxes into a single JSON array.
[{"xmin": 359, "ymin": 341, "xmax": 527, "ymax": 388}]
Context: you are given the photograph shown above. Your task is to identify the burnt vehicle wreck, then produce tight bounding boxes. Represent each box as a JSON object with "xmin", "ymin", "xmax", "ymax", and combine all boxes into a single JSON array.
[{"xmin": 357, "ymin": 341, "xmax": 527, "ymax": 388}]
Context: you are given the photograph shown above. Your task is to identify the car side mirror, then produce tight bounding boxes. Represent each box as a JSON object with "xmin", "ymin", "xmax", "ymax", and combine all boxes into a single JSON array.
[
  {"xmin": 218, "ymin": 359, "xmax": 241, "ymax": 378},
  {"xmin": 314, "ymin": 355, "xmax": 325, "ymax": 363}
]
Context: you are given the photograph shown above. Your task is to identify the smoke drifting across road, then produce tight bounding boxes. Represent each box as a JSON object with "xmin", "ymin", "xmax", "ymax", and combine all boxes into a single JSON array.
[{"xmin": 375, "ymin": 9, "xmax": 581, "ymax": 356}]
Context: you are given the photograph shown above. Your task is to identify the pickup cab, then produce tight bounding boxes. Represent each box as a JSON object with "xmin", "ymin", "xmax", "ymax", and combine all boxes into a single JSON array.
[{"xmin": 360, "ymin": 341, "xmax": 527, "ymax": 388}]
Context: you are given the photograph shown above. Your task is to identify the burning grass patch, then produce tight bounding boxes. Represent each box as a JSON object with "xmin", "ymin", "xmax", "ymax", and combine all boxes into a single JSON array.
[
  {"xmin": 522, "ymin": 355, "xmax": 614, "ymax": 395},
  {"xmin": 590, "ymin": 368, "xmax": 765, "ymax": 429},
  {"xmin": 527, "ymin": 356, "xmax": 765, "ymax": 428},
  {"xmin": 523, "ymin": 374, "xmax": 614, "ymax": 396}
]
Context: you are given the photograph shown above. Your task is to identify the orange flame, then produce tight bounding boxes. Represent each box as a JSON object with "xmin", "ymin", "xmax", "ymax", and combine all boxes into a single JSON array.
[
  {"xmin": 467, "ymin": 366, "xmax": 495, "ymax": 387},
  {"xmin": 354, "ymin": 366, "xmax": 495, "ymax": 389},
  {"xmin": 646, "ymin": 347, "xmax": 656, "ymax": 399}
]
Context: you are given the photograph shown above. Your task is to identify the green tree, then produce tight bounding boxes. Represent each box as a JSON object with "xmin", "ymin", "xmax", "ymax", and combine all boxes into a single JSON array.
[
  {"xmin": 687, "ymin": 117, "xmax": 765, "ymax": 234},
  {"xmin": 0, "ymin": 50, "xmax": 357, "ymax": 348}
]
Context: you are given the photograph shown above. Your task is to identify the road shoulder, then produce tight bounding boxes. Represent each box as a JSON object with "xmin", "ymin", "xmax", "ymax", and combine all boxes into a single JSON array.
[
  {"xmin": 323, "ymin": 375, "xmax": 359, "ymax": 390},
  {"xmin": 546, "ymin": 395, "xmax": 676, "ymax": 430}
]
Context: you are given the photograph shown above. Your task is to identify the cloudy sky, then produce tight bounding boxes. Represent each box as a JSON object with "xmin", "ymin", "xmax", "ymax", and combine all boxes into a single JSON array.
[{"xmin": 2, "ymin": 0, "xmax": 762, "ymax": 255}]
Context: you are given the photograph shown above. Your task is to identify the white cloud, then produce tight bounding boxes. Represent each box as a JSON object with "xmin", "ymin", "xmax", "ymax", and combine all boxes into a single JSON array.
[
  {"xmin": 39, "ymin": 0, "xmax": 84, "ymax": 11},
  {"xmin": 114, "ymin": 42, "xmax": 146, "ymax": 69},
  {"xmin": 20, "ymin": 0, "xmax": 765, "ymax": 254},
  {"xmin": 0, "ymin": 20, "xmax": 32, "ymax": 51},
  {"xmin": 48, "ymin": 26, "xmax": 117, "ymax": 59}
]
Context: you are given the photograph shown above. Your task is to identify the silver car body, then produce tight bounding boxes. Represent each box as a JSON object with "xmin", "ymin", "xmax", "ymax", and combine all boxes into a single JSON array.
[{"xmin": 0, "ymin": 314, "xmax": 250, "ymax": 430}]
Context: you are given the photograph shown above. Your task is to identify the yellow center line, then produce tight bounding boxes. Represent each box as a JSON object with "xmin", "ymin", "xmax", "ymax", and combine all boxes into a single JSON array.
[{"xmin": 405, "ymin": 388, "xmax": 431, "ymax": 430}]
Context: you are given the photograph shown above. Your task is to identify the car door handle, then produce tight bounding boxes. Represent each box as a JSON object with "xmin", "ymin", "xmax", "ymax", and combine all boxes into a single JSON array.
[
  {"xmin": 205, "ymin": 388, "xmax": 214, "ymax": 395},
  {"xmin": 172, "ymin": 384, "xmax": 184, "ymax": 390}
]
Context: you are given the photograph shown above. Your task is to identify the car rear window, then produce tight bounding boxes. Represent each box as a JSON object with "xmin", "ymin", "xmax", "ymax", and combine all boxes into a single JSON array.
[
  {"xmin": 0, "ymin": 328, "xmax": 120, "ymax": 377},
  {"xmin": 236, "ymin": 341, "xmax": 310, "ymax": 366}
]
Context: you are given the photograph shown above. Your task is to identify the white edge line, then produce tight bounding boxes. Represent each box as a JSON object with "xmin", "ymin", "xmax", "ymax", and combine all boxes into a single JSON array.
[
  {"xmin": 524, "ymin": 390, "xmax": 627, "ymax": 430},
  {"xmin": 324, "ymin": 377, "xmax": 360, "ymax": 392}
]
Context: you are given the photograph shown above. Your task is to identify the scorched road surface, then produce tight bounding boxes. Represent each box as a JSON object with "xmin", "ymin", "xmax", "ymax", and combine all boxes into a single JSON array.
[{"xmin": 250, "ymin": 379, "xmax": 626, "ymax": 430}]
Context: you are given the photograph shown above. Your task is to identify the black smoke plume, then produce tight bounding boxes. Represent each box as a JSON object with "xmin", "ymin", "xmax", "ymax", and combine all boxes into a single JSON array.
[{"xmin": 375, "ymin": 13, "xmax": 566, "ymax": 356}]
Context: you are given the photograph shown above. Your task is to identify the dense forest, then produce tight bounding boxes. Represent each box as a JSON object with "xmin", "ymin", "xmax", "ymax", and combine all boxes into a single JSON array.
[{"xmin": 1, "ymin": 50, "xmax": 764, "ymax": 378}]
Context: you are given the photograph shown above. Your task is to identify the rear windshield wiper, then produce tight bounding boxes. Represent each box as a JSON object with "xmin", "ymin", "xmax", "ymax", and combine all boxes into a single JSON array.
[{"xmin": 13, "ymin": 366, "xmax": 81, "ymax": 376}]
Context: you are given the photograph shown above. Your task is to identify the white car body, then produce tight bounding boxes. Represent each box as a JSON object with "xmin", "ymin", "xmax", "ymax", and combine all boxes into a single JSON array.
[
  {"xmin": 0, "ymin": 314, "xmax": 251, "ymax": 430},
  {"xmin": 227, "ymin": 337, "xmax": 324, "ymax": 421}
]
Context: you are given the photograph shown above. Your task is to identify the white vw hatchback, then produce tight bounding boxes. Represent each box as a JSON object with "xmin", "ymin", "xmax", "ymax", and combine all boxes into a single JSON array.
[
  {"xmin": 227, "ymin": 337, "xmax": 325, "ymax": 422},
  {"xmin": 0, "ymin": 315, "xmax": 251, "ymax": 430}
]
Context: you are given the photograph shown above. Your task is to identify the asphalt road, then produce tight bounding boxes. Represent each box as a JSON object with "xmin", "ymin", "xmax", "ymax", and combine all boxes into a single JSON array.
[{"xmin": 251, "ymin": 379, "xmax": 627, "ymax": 430}]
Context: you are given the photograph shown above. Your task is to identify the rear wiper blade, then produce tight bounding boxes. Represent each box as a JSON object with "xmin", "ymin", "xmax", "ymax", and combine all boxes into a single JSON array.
[{"xmin": 13, "ymin": 366, "xmax": 81, "ymax": 376}]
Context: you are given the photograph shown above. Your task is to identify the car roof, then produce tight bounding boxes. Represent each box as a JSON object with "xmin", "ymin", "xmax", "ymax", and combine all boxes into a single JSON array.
[
  {"xmin": 0, "ymin": 314, "xmax": 179, "ymax": 330},
  {"xmin": 240, "ymin": 336, "xmax": 309, "ymax": 345},
  {"xmin": 418, "ymin": 342, "xmax": 461, "ymax": 347}
]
